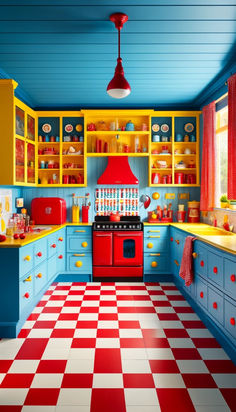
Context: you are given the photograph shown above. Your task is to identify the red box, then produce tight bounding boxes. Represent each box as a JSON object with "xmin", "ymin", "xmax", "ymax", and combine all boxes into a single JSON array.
[{"xmin": 31, "ymin": 197, "xmax": 67, "ymax": 225}]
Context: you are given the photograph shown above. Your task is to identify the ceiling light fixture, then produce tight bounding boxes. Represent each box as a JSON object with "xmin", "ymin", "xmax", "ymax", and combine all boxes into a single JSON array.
[{"xmin": 107, "ymin": 12, "xmax": 131, "ymax": 99}]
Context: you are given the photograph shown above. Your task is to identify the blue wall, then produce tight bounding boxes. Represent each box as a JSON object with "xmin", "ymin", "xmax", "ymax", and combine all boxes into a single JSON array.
[{"xmin": 22, "ymin": 157, "xmax": 200, "ymax": 222}]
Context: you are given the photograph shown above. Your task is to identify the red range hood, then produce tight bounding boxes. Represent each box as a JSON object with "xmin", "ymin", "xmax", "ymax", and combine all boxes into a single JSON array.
[{"xmin": 97, "ymin": 156, "xmax": 139, "ymax": 185}]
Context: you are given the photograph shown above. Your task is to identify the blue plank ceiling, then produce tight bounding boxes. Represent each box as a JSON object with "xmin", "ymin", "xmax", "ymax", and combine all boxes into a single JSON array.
[{"xmin": 0, "ymin": 0, "xmax": 235, "ymax": 108}]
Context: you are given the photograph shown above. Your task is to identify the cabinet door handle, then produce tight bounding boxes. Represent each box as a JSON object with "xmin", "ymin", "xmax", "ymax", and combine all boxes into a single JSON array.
[
  {"xmin": 37, "ymin": 252, "xmax": 42, "ymax": 257},
  {"xmin": 75, "ymin": 230, "xmax": 85, "ymax": 233},
  {"xmin": 170, "ymin": 237, "xmax": 173, "ymax": 242},
  {"xmin": 73, "ymin": 253, "xmax": 85, "ymax": 257},
  {"xmin": 75, "ymin": 260, "xmax": 83, "ymax": 267},
  {"xmin": 148, "ymin": 230, "xmax": 160, "ymax": 233},
  {"xmin": 51, "ymin": 244, "xmax": 56, "ymax": 248},
  {"xmin": 192, "ymin": 252, "xmax": 198, "ymax": 259},
  {"xmin": 200, "ymin": 291, "xmax": 204, "ymax": 298},
  {"xmin": 230, "ymin": 274, "xmax": 236, "ymax": 282},
  {"xmin": 36, "ymin": 273, "xmax": 42, "ymax": 278},
  {"xmin": 175, "ymin": 239, "xmax": 180, "ymax": 245},
  {"xmin": 213, "ymin": 266, "xmax": 218, "ymax": 274},
  {"xmin": 151, "ymin": 261, "xmax": 158, "ymax": 268},
  {"xmin": 58, "ymin": 255, "xmax": 63, "ymax": 259},
  {"xmin": 58, "ymin": 237, "xmax": 63, "ymax": 241},
  {"xmin": 230, "ymin": 317, "xmax": 235, "ymax": 326},
  {"xmin": 149, "ymin": 253, "xmax": 160, "ymax": 256},
  {"xmin": 24, "ymin": 255, "xmax": 31, "ymax": 261},
  {"xmin": 174, "ymin": 260, "xmax": 179, "ymax": 266},
  {"xmin": 213, "ymin": 302, "xmax": 218, "ymax": 309},
  {"xmin": 24, "ymin": 292, "xmax": 30, "ymax": 299},
  {"xmin": 200, "ymin": 260, "xmax": 204, "ymax": 267},
  {"xmin": 24, "ymin": 275, "xmax": 32, "ymax": 282},
  {"xmin": 81, "ymin": 241, "xmax": 88, "ymax": 248},
  {"xmin": 148, "ymin": 236, "xmax": 160, "ymax": 238}
]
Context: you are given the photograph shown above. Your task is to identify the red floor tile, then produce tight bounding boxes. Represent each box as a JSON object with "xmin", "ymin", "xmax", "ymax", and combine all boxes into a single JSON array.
[
  {"xmin": 182, "ymin": 373, "xmax": 217, "ymax": 388},
  {"xmin": 204, "ymin": 360, "xmax": 236, "ymax": 373},
  {"xmin": 58, "ymin": 313, "xmax": 79, "ymax": 320},
  {"xmin": 171, "ymin": 348, "xmax": 202, "ymax": 360},
  {"xmin": 98, "ymin": 313, "xmax": 118, "ymax": 320},
  {"xmin": 191, "ymin": 337, "xmax": 221, "ymax": 348},
  {"xmin": 118, "ymin": 307, "xmax": 156, "ymax": 313},
  {"xmin": 158, "ymin": 313, "xmax": 179, "ymax": 320},
  {"xmin": 143, "ymin": 337, "xmax": 170, "ymax": 348},
  {"xmin": 91, "ymin": 388, "xmax": 126, "ymax": 412},
  {"xmin": 77, "ymin": 321, "xmax": 98, "ymax": 329},
  {"xmin": 61, "ymin": 373, "xmax": 93, "ymax": 388},
  {"xmin": 68, "ymin": 290, "xmax": 84, "ymax": 295},
  {"xmin": 123, "ymin": 373, "xmax": 155, "ymax": 388},
  {"xmin": 148, "ymin": 290, "xmax": 165, "ymax": 295},
  {"xmin": 149, "ymin": 360, "xmax": 180, "ymax": 374},
  {"xmin": 0, "ymin": 360, "xmax": 13, "ymax": 373},
  {"xmin": 0, "ymin": 407, "xmax": 22, "ymax": 412},
  {"xmin": 86, "ymin": 286, "xmax": 101, "ymax": 290},
  {"xmin": 168, "ymin": 295, "xmax": 185, "ymax": 301},
  {"xmin": 15, "ymin": 338, "xmax": 49, "ymax": 360},
  {"xmin": 50, "ymin": 295, "xmax": 67, "ymax": 300},
  {"xmin": 100, "ymin": 290, "xmax": 116, "ymax": 295},
  {"xmin": 1, "ymin": 373, "xmax": 34, "ymax": 388},
  {"xmin": 36, "ymin": 360, "xmax": 67, "ymax": 373},
  {"xmin": 99, "ymin": 300, "xmax": 117, "ymax": 306},
  {"xmin": 17, "ymin": 329, "xmax": 31, "ymax": 338},
  {"xmin": 24, "ymin": 388, "xmax": 60, "ymax": 405},
  {"xmin": 157, "ymin": 388, "xmax": 195, "ymax": 412},
  {"xmin": 120, "ymin": 338, "xmax": 145, "ymax": 348},
  {"xmin": 94, "ymin": 349, "xmax": 122, "ymax": 373},
  {"xmin": 119, "ymin": 320, "xmax": 140, "ymax": 329},
  {"xmin": 64, "ymin": 300, "xmax": 82, "ymax": 306},
  {"xmin": 55, "ymin": 286, "xmax": 71, "ymax": 290},
  {"xmin": 164, "ymin": 328, "xmax": 189, "ymax": 338},
  {"xmin": 97, "ymin": 329, "xmax": 119, "ymax": 338},
  {"xmin": 161, "ymin": 286, "xmax": 178, "ymax": 290},
  {"xmin": 83, "ymin": 295, "xmax": 100, "ymax": 300},
  {"xmin": 71, "ymin": 338, "xmax": 96, "ymax": 348},
  {"xmin": 42, "ymin": 307, "xmax": 62, "ymax": 313},
  {"xmin": 152, "ymin": 300, "xmax": 171, "ymax": 307},
  {"xmin": 174, "ymin": 306, "xmax": 194, "ymax": 313},
  {"xmin": 220, "ymin": 389, "xmax": 236, "ymax": 411},
  {"xmin": 27, "ymin": 313, "xmax": 40, "ymax": 321},
  {"xmin": 33, "ymin": 320, "xmax": 56, "ymax": 329},
  {"xmin": 50, "ymin": 328, "xmax": 75, "ymax": 338},
  {"xmin": 182, "ymin": 320, "xmax": 206, "ymax": 329}
]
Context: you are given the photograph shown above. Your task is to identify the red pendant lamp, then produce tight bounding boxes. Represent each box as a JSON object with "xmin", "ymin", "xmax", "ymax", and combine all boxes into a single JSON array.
[{"xmin": 107, "ymin": 13, "xmax": 131, "ymax": 99}]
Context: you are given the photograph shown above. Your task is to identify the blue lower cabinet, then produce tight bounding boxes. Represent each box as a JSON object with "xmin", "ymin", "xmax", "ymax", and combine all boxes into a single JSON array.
[
  {"xmin": 47, "ymin": 233, "xmax": 58, "ymax": 259},
  {"xmin": 207, "ymin": 251, "xmax": 223, "ymax": 287},
  {"xmin": 144, "ymin": 236, "xmax": 168, "ymax": 253},
  {"xmin": 224, "ymin": 257, "xmax": 236, "ymax": 298},
  {"xmin": 224, "ymin": 299, "xmax": 236, "ymax": 341},
  {"xmin": 67, "ymin": 226, "xmax": 91, "ymax": 237},
  {"xmin": 67, "ymin": 236, "xmax": 92, "ymax": 253},
  {"xmin": 19, "ymin": 272, "xmax": 34, "ymax": 314},
  {"xmin": 19, "ymin": 244, "xmax": 34, "ymax": 277},
  {"xmin": 34, "ymin": 261, "xmax": 47, "ymax": 296},
  {"xmin": 195, "ymin": 276, "xmax": 208, "ymax": 309},
  {"xmin": 183, "ymin": 280, "xmax": 196, "ymax": 298},
  {"xmin": 47, "ymin": 254, "xmax": 57, "ymax": 282},
  {"xmin": 56, "ymin": 228, "xmax": 66, "ymax": 273},
  {"xmin": 34, "ymin": 237, "xmax": 47, "ymax": 265},
  {"xmin": 207, "ymin": 286, "xmax": 224, "ymax": 326},
  {"xmin": 144, "ymin": 254, "xmax": 170, "ymax": 274},
  {"xmin": 193, "ymin": 241, "xmax": 207, "ymax": 279},
  {"xmin": 67, "ymin": 253, "xmax": 92, "ymax": 273}
]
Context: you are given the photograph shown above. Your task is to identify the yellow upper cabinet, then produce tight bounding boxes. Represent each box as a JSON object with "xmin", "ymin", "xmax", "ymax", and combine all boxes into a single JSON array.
[{"xmin": 0, "ymin": 79, "xmax": 37, "ymax": 186}]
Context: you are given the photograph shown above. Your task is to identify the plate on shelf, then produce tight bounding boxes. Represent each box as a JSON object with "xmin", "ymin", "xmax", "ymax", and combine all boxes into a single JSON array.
[
  {"xmin": 152, "ymin": 124, "xmax": 160, "ymax": 132},
  {"xmin": 161, "ymin": 124, "xmax": 169, "ymax": 133},
  {"xmin": 42, "ymin": 123, "xmax": 51, "ymax": 133},
  {"xmin": 184, "ymin": 123, "xmax": 194, "ymax": 133},
  {"xmin": 65, "ymin": 124, "xmax": 73, "ymax": 133}
]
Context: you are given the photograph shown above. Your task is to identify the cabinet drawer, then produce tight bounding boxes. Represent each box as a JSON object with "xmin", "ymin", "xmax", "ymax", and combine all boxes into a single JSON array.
[
  {"xmin": 208, "ymin": 251, "xmax": 223, "ymax": 287},
  {"xmin": 67, "ymin": 253, "xmax": 92, "ymax": 273},
  {"xmin": 47, "ymin": 233, "xmax": 58, "ymax": 259},
  {"xmin": 67, "ymin": 236, "xmax": 92, "ymax": 252},
  {"xmin": 224, "ymin": 258, "xmax": 236, "ymax": 297},
  {"xmin": 196, "ymin": 277, "xmax": 208, "ymax": 309},
  {"xmin": 144, "ymin": 237, "xmax": 169, "ymax": 253},
  {"xmin": 34, "ymin": 261, "xmax": 47, "ymax": 296},
  {"xmin": 67, "ymin": 226, "xmax": 91, "ymax": 237},
  {"xmin": 19, "ymin": 244, "xmax": 34, "ymax": 277},
  {"xmin": 144, "ymin": 254, "xmax": 170, "ymax": 273},
  {"xmin": 144, "ymin": 226, "xmax": 169, "ymax": 237},
  {"xmin": 47, "ymin": 254, "xmax": 57, "ymax": 282},
  {"xmin": 34, "ymin": 238, "xmax": 47, "ymax": 266},
  {"xmin": 208, "ymin": 287, "xmax": 224, "ymax": 325},
  {"xmin": 19, "ymin": 272, "xmax": 34, "ymax": 313},
  {"xmin": 224, "ymin": 299, "xmax": 236, "ymax": 340},
  {"xmin": 193, "ymin": 242, "xmax": 207, "ymax": 278}
]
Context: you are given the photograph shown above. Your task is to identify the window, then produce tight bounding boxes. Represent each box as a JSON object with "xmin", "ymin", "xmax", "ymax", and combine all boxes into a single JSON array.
[{"xmin": 215, "ymin": 104, "xmax": 228, "ymax": 207}]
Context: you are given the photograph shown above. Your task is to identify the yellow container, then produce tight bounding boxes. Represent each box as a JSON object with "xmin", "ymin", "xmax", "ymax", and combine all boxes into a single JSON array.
[{"xmin": 72, "ymin": 205, "xmax": 80, "ymax": 223}]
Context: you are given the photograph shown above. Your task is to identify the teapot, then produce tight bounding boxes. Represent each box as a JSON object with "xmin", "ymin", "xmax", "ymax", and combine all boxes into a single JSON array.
[
  {"xmin": 87, "ymin": 123, "xmax": 96, "ymax": 131},
  {"xmin": 125, "ymin": 120, "xmax": 135, "ymax": 131}
]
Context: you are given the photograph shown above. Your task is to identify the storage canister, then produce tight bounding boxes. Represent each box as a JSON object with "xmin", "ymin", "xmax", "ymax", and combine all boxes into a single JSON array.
[
  {"xmin": 175, "ymin": 172, "xmax": 184, "ymax": 184},
  {"xmin": 187, "ymin": 201, "xmax": 200, "ymax": 223}
]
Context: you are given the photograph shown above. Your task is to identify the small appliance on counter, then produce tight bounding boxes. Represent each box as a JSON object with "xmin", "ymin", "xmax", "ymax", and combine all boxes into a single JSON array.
[
  {"xmin": 31, "ymin": 197, "xmax": 66, "ymax": 225},
  {"xmin": 187, "ymin": 201, "xmax": 200, "ymax": 223}
]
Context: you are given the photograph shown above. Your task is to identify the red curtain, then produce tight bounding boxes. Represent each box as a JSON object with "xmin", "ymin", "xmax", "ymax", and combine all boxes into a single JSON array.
[
  {"xmin": 200, "ymin": 101, "xmax": 216, "ymax": 211},
  {"xmin": 227, "ymin": 73, "xmax": 236, "ymax": 200}
]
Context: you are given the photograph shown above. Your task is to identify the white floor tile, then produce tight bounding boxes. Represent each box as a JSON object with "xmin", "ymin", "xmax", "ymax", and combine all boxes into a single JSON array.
[
  {"xmin": 54, "ymin": 321, "xmax": 77, "ymax": 329},
  {"xmin": 212, "ymin": 373, "xmax": 236, "ymax": 388},
  {"xmin": 74, "ymin": 329, "xmax": 97, "ymax": 338},
  {"xmin": 99, "ymin": 295, "xmax": 117, "ymax": 301},
  {"xmin": 126, "ymin": 406, "xmax": 161, "ymax": 412},
  {"xmin": 146, "ymin": 348, "xmax": 174, "ymax": 360},
  {"xmin": 118, "ymin": 314, "xmax": 140, "ymax": 321},
  {"xmin": 41, "ymin": 295, "xmax": 51, "ymax": 301},
  {"xmin": 122, "ymin": 359, "xmax": 151, "ymax": 373},
  {"xmin": 188, "ymin": 388, "xmax": 229, "ymax": 406},
  {"xmin": 57, "ymin": 389, "xmax": 91, "ymax": 406},
  {"xmin": 139, "ymin": 320, "xmax": 162, "ymax": 330},
  {"xmin": 80, "ymin": 301, "xmax": 99, "ymax": 307},
  {"xmin": 125, "ymin": 388, "xmax": 159, "ymax": 406},
  {"xmin": 159, "ymin": 321, "xmax": 184, "ymax": 329},
  {"xmin": 187, "ymin": 329, "xmax": 214, "ymax": 338},
  {"xmin": 153, "ymin": 373, "xmax": 186, "ymax": 388},
  {"xmin": 164, "ymin": 290, "xmax": 182, "ymax": 295},
  {"xmin": 45, "ymin": 338, "xmax": 73, "ymax": 349},
  {"xmin": 149, "ymin": 295, "xmax": 168, "ymax": 301},
  {"xmin": 56, "ymin": 406, "xmax": 90, "ymax": 412},
  {"xmin": 45, "ymin": 301, "xmax": 64, "ymax": 307},
  {"xmin": 70, "ymin": 286, "xmax": 86, "ymax": 290},
  {"xmin": 0, "ymin": 388, "xmax": 28, "ymax": 405},
  {"xmin": 8, "ymin": 359, "xmax": 40, "ymax": 373},
  {"xmin": 32, "ymin": 307, "xmax": 44, "ymax": 313},
  {"xmin": 31, "ymin": 373, "xmax": 63, "ymax": 388},
  {"xmin": 176, "ymin": 360, "xmax": 209, "ymax": 374},
  {"xmin": 117, "ymin": 301, "xmax": 135, "ymax": 307},
  {"xmin": 155, "ymin": 307, "xmax": 175, "ymax": 313},
  {"xmin": 22, "ymin": 406, "xmax": 56, "ymax": 412},
  {"xmin": 52, "ymin": 290, "xmax": 70, "ymax": 295},
  {"xmin": 97, "ymin": 321, "xmax": 119, "ymax": 329},
  {"xmin": 27, "ymin": 329, "xmax": 52, "ymax": 338},
  {"xmin": 171, "ymin": 301, "xmax": 190, "ymax": 307},
  {"xmin": 177, "ymin": 313, "xmax": 201, "ymax": 321},
  {"xmin": 121, "ymin": 348, "xmax": 147, "ymax": 360},
  {"xmin": 100, "ymin": 286, "xmax": 116, "ymax": 290},
  {"xmin": 92, "ymin": 373, "xmax": 123, "ymax": 388},
  {"xmin": 194, "ymin": 406, "xmax": 230, "ymax": 412},
  {"xmin": 78, "ymin": 313, "xmax": 99, "ymax": 320},
  {"xmin": 96, "ymin": 338, "xmax": 120, "ymax": 348},
  {"xmin": 0, "ymin": 373, "xmax": 5, "ymax": 384},
  {"xmin": 42, "ymin": 347, "xmax": 70, "ymax": 360},
  {"xmin": 66, "ymin": 295, "xmax": 83, "ymax": 301},
  {"xmin": 38, "ymin": 313, "xmax": 60, "ymax": 321},
  {"xmin": 0, "ymin": 339, "xmax": 24, "ymax": 359},
  {"xmin": 65, "ymin": 359, "xmax": 94, "ymax": 373},
  {"xmin": 198, "ymin": 348, "xmax": 230, "ymax": 360},
  {"xmin": 119, "ymin": 329, "xmax": 142, "ymax": 338},
  {"xmin": 61, "ymin": 307, "xmax": 80, "ymax": 313},
  {"xmin": 68, "ymin": 349, "xmax": 95, "ymax": 360},
  {"xmin": 167, "ymin": 338, "xmax": 195, "ymax": 348},
  {"xmin": 99, "ymin": 307, "xmax": 118, "ymax": 313},
  {"xmin": 22, "ymin": 321, "xmax": 36, "ymax": 329}
]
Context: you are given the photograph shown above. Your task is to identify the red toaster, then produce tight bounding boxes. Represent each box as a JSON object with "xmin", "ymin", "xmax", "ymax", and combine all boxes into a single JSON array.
[{"xmin": 31, "ymin": 197, "xmax": 67, "ymax": 225}]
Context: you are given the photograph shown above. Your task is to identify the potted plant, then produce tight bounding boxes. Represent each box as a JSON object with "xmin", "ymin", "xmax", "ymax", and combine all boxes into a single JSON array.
[{"xmin": 220, "ymin": 194, "xmax": 229, "ymax": 208}]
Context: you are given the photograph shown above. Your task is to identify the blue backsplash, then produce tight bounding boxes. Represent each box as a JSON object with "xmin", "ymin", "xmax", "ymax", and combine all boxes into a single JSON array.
[{"xmin": 22, "ymin": 157, "xmax": 200, "ymax": 222}]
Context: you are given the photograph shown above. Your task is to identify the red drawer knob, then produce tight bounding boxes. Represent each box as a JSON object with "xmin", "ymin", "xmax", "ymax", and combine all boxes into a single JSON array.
[
  {"xmin": 170, "ymin": 237, "xmax": 173, "ymax": 242},
  {"xmin": 58, "ymin": 237, "xmax": 63, "ymax": 241},
  {"xmin": 213, "ymin": 266, "xmax": 218, "ymax": 274},
  {"xmin": 200, "ymin": 260, "xmax": 204, "ymax": 267},
  {"xmin": 51, "ymin": 244, "xmax": 56, "ymax": 248},
  {"xmin": 213, "ymin": 302, "xmax": 218, "ymax": 309},
  {"xmin": 230, "ymin": 317, "xmax": 235, "ymax": 326},
  {"xmin": 37, "ymin": 252, "xmax": 42, "ymax": 257},
  {"xmin": 230, "ymin": 274, "xmax": 236, "ymax": 282},
  {"xmin": 58, "ymin": 255, "xmax": 63, "ymax": 259},
  {"xmin": 200, "ymin": 291, "xmax": 204, "ymax": 298},
  {"xmin": 24, "ymin": 292, "xmax": 30, "ymax": 299}
]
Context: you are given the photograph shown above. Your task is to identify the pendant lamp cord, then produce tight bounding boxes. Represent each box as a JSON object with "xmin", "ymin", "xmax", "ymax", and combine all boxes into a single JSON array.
[{"xmin": 118, "ymin": 28, "xmax": 120, "ymax": 59}]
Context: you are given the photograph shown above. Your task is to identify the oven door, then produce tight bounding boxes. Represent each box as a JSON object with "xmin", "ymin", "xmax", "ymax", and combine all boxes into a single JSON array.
[
  {"xmin": 113, "ymin": 231, "xmax": 143, "ymax": 266},
  {"xmin": 93, "ymin": 231, "xmax": 113, "ymax": 266}
]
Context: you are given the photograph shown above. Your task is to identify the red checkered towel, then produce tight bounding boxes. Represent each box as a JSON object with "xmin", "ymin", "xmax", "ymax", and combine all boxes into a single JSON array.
[{"xmin": 179, "ymin": 236, "xmax": 196, "ymax": 286}]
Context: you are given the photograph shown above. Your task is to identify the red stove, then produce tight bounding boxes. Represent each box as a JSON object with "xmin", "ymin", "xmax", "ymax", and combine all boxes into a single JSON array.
[{"xmin": 93, "ymin": 216, "xmax": 143, "ymax": 279}]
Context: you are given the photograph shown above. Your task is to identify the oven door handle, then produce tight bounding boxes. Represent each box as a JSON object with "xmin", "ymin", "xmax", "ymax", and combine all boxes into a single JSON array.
[{"xmin": 115, "ymin": 234, "xmax": 142, "ymax": 237}]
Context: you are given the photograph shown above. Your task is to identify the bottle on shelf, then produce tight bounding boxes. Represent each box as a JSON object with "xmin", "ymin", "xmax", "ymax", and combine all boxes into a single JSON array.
[
  {"xmin": 110, "ymin": 136, "xmax": 117, "ymax": 153},
  {"xmin": 134, "ymin": 135, "xmax": 140, "ymax": 153},
  {"xmin": 72, "ymin": 194, "xmax": 80, "ymax": 223}
]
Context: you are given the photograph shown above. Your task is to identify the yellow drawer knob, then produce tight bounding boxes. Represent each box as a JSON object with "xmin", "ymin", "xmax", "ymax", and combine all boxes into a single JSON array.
[
  {"xmin": 82, "ymin": 241, "xmax": 88, "ymax": 248},
  {"xmin": 24, "ymin": 275, "xmax": 32, "ymax": 282},
  {"xmin": 75, "ymin": 260, "xmax": 83, "ymax": 267},
  {"xmin": 58, "ymin": 237, "xmax": 63, "ymax": 242},
  {"xmin": 24, "ymin": 255, "xmax": 31, "ymax": 261},
  {"xmin": 192, "ymin": 252, "xmax": 198, "ymax": 259},
  {"xmin": 147, "ymin": 242, "xmax": 153, "ymax": 249},
  {"xmin": 151, "ymin": 261, "xmax": 158, "ymax": 268},
  {"xmin": 37, "ymin": 273, "xmax": 42, "ymax": 278}
]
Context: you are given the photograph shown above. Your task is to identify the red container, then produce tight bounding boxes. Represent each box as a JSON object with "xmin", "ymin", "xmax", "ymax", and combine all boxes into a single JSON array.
[
  {"xmin": 187, "ymin": 201, "xmax": 200, "ymax": 223},
  {"xmin": 175, "ymin": 210, "xmax": 186, "ymax": 223},
  {"xmin": 175, "ymin": 172, "xmax": 185, "ymax": 184},
  {"xmin": 63, "ymin": 175, "xmax": 69, "ymax": 184},
  {"xmin": 167, "ymin": 174, "xmax": 172, "ymax": 184},
  {"xmin": 82, "ymin": 205, "xmax": 89, "ymax": 223},
  {"xmin": 31, "ymin": 197, "xmax": 67, "ymax": 224},
  {"xmin": 152, "ymin": 173, "xmax": 161, "ymax": 184}
]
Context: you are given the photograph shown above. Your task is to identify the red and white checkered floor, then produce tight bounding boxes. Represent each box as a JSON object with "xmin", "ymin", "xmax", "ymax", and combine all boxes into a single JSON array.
[{"xmin": 0, "ymin": 282, "xmax": 235, "ymax": 412}]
